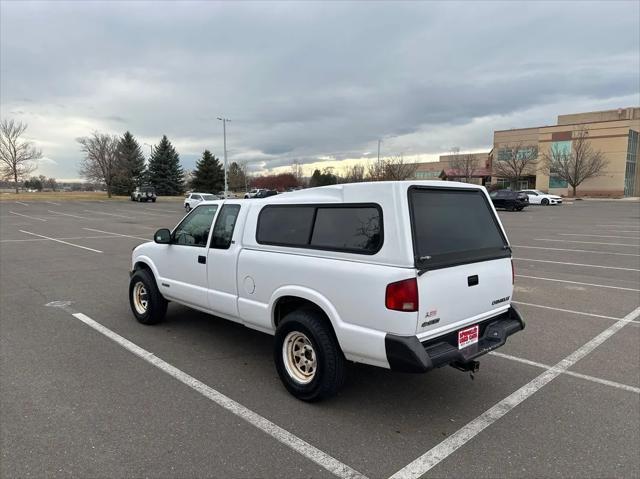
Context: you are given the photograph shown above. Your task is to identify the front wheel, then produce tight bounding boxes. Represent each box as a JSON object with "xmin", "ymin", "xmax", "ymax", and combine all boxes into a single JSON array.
[
  {"xmin": 151, "ymin": 198, "xmax": 156, "ymax": 203},
  {"xmin": 129, "ymin": 269, "xmax": 167, "ymax": 325},
  {"xmin": 185, "ymin": 204, "xmax": 191, "ymax": 212},
  {"xmin": 541, "ymin": 198, "xmax": 549, "ymax": 205},
  {"xmin": 274, "ymin": 309, "xmax": 345, "ymax": 401}
]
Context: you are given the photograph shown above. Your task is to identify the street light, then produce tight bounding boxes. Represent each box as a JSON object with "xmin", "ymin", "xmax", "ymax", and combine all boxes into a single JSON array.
[{"xmin": 217, "ymin": 117, "xmax": 231, "ymax": 197}]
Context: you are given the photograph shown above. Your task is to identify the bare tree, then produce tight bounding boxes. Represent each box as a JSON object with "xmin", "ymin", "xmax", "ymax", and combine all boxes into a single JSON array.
[
  {"xmin": 449, "ymin": 151, "xmax": 479, "ymax": 183},
  {"xmin": 343, "ymin": 163, "xmax": 365, "ymax": 183},
  {"xmin": 367, "ymin": 155, "xmax": 418, "ymax": 181},
  {"xmin": 542, "ymin": 128, "xmax": 608, "ymax": 197},
  {"xmin": 77, "ymin": 132, "xmax": 120, "ymax": 198},
  {"xmin": 0, "ymin": 119, "xmax": 41, "ymax": 193},
  {"xmin": 291, "ymin": 160, "xmax": 304, "ymax": 184},
  {"xmin": 492, "ymin": 143, "xmax": 538, "ymax": 189}
]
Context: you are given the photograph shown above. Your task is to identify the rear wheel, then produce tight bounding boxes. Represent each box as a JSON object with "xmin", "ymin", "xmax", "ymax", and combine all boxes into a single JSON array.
[
  {"xmin": 274, "ymin": 308, "xmax": 345, "ymax": 401},
  {"xmin": 151, "ymin": 198, "xmax": 156, "ymax": 203},
  {"xmin": 129, "ymin": 269, "xmax": 167, "ymax": 325},
  {"xmin": 185, "ymin": 204, "xmax": 191, "ymax": 212},
  {"xmin": 541, "ymin": 198, "xmax": 549, "ymax": 205}
]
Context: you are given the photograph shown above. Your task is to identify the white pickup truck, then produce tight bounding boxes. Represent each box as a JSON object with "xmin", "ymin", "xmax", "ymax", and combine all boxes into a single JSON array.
[{"xmin": 130, "ymin": 181, "xmax": 525, "ymax": 401}]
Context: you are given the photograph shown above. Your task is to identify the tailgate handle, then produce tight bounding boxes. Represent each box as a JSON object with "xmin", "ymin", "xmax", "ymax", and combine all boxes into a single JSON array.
[{"xmin": 467, "ymin": 275, "xmax": 479, "ymax": 287}]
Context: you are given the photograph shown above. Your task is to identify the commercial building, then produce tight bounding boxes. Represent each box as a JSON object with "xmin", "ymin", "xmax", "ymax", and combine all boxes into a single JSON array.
[
  {"xmin": 492, "ymin": 107, "xmax": 640, "ymax": 196},
  {"xmin": 410, "ymin": 107, "xmax": 640, "ymax": 197}
]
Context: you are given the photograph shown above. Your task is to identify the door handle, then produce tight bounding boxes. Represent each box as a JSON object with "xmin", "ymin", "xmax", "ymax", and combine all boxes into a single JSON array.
[{"xmin": 198, "ymin": 255, "xmax": 206, "ymax": 264}]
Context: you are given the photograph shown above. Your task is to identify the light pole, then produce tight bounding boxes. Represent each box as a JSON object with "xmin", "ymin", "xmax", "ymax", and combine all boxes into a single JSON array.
[
  {"xmin": 217, "ymin": 117, "xmax": 230, "ymax": 197},
  {"xmin": 377, "ymin": 139, "xmax": 382, "ymax": 163}
]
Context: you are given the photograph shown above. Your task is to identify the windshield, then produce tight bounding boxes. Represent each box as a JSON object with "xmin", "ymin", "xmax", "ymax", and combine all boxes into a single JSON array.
[
  {"xmin": 408, "ymin": 187, "xmax": 509, "ymax": 271},
  {"xmin": 201, "ymin": 194, "xmax": 216, "ymax": 201}
]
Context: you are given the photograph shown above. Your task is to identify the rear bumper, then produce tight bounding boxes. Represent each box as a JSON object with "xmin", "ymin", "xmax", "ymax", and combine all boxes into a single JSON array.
[{"xmin": 385, "ymin": 306, "xmax": 525, "ymax": 373}]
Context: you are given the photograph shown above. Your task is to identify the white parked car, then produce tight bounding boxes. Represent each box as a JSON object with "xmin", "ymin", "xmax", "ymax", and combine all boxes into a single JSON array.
[
  {"xmin": 184, "ymin": 192, "xmax": 218, "ymax": 211},
  {"xmin": 520, "ymin": 189, "xmax": 563, "ymax": 205},
  {"xmin": 130, "ymin": 181, "xmax": 525, "ymax": 401},
  {"xmin": 244, "ymin": 188, "xmax": 266, "ymax": 199}
]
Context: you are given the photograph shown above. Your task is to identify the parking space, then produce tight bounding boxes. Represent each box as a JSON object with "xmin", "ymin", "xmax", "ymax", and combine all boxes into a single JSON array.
[{"xmin": 1, "ymin": 198, "xmax": 639, "ymax": 478}]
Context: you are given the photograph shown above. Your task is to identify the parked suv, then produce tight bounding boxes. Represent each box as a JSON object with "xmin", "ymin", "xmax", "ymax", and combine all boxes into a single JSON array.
[
  {"xmin": 489, "ymin": 190, "xmax": 529, "ymax": 211},
  {"xmin": 131, "ymin": 186, "xmax": 157, "ymax": 202},
  {"xmin": 244, "ymin": 188, "xmax": 267, "ymax": 199},
  {"xmin": 129, "ymin": 182, "xmax": 525, "ymax": 401},
  {"xmin": 185, "ymin": 192, "xmax": 218, "ymax": 211}
]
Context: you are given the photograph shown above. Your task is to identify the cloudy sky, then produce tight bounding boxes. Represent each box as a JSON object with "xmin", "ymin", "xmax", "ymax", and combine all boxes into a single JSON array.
[{"xmin": 1, "ymin": 1, "xmax": 639, "ymax": 180}]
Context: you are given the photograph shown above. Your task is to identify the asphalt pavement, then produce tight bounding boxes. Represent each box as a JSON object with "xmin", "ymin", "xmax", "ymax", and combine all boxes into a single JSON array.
[{"xmin": 1, "ymin": 197, "xmax": 638, "ymax": 478}]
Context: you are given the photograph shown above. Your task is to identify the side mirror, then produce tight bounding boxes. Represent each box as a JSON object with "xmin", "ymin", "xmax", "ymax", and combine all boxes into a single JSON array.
[{"xmin": 154, "ymin": 228, "xmax": 172, "ymax": 244}]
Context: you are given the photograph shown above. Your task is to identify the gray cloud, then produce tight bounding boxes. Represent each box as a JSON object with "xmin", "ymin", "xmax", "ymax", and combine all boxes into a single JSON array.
[{"xmin": 1, "ymin": 1, "xmax": 638, "ymax": 178}]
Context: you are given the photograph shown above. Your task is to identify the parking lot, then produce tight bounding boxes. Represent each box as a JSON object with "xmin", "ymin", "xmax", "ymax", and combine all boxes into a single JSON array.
[{"xmin": 1, "ymin": 198, "xmax": 638, "ymax": 478}]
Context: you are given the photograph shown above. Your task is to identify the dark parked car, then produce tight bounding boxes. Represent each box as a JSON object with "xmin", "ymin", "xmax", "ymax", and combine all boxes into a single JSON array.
[
  {"xmin": 489, "ymin": 190, "xmax": 529, "ymax": 211},
  {"xmin": 254, "ymin": 189, "xmax": 278, "ymax": 198}
]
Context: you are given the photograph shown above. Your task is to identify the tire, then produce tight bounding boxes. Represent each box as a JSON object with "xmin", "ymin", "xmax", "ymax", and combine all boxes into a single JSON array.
[
  {"xmin": 185, "ymin": 204, "xmax": 191, "ymax": 212},
  {"xmin": 274, "ymin": 308, "xmax": 346, "ymax": 401},
  {"xmin": 541, "ymin": 198, "xmax": 549, "ymax": 206},
  {"xmin": 517, "ymin": 206, "xmax": 524, "ymax": 211},
  {"xmin": 151, "ymin": 198, "xmax": 156, "ymax": 203},
  {"xmin": 129, "ymin": 269, "xmax": 167, "ymax": 325}
]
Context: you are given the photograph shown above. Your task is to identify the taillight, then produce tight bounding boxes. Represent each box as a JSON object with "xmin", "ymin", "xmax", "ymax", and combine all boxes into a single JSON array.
[
  {"xmin": 511, "ymin": 259, "xmax": 514, "ymax": 285},
  {"xmin": 385, "ymin": 278, "xmax": 418, "ymax": 312}
]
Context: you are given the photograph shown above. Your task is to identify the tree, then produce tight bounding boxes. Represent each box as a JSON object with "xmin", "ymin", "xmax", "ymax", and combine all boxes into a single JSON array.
[
  {"xmin": 448, "ymin": 149, "xmax": 479, "ymax": 183},
  {"xmin": 492, "ymin": 143, "xmax": 538, "ymax": 189},
  {"xmin": 45, "ymin": 177, "xmax": 58, "ymax": 191},
  {"xmin": 24, "ymin": 176, "xmax": 43, "ymax": 191},
  {"xmin": 291, "ymin": 161, "xmax": 304, "ymax": 184},
  {"xmin": 190, "ymin": 150, "xmax": 224, "ymax": 193},
  {"xmin": 250, "ymin": 173, "xmax": 298, "ymax": 191},
  {"xmin": 542, "ymin": 128, "xmax": 608, "ymax": 197},
  {"xmin": 147, "ymin": 135, "xmax": 185, "ymax": 195},
  {"xmin": 0, "ymin": 119, "xmax": 41, "ymax": 193},
  {"xmin": 366, "ymin": 155, "xmax": 417, "ymax": 181},
  {"xmin": 228, "ymin": 161, "xmax": 247, "ymax": 191},
  {"xmin": 77, "ymin": 132, "xmax": 120, "ymax": 198},
  {"xmin": 309, "ymin": 168, "xmax": 337, "ymax": 187},
  {"xmin": 112, "ymin": 131, "xmax": 146, "ymax": 195},
  {"xmin": 342, "ymin": 163, "xmax": 365, "ymax": 183}
]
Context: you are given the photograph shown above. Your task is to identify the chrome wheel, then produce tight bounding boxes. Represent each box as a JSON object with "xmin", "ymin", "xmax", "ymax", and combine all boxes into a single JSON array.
[
  {"xmin": 283, "ymin": 331, "xmax": 317, "ymax": 384},
  {"xmin": 132, "ymin": 282, "xmax": 148, "ymax": 315}
]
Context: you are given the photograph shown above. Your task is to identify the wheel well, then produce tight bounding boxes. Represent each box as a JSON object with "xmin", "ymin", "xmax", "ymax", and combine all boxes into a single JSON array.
[
  {"xmin": 274, "ymin": 296, "xmax": 329, "ymax": 328},
  {"xmin": 133, "ymin": 261, "xmax": 153, "ymax": 275}
]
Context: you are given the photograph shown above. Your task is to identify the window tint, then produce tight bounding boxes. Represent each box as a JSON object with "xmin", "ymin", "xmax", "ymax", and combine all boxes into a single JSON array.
[
  {"xmin": 311, "ymin": 207, "xmax": 381, "ymax": 253},
  {"xmin": 211, "ymin": 204, "xmax": 241, "ymax": 249},
  {"xmin": 409, "ymin": 188, "xmax": 508, "ymax": 270},
  {"xmin": 173, "ymin": 205, "xmax": 218, "ymax": 247},
  {"xmin": 257, "ymin": 206, "xmax": 315, "ymax": 246},
  {"xmin": 256, "ymin": 204, "xmax": 383, "ymax": 254}
]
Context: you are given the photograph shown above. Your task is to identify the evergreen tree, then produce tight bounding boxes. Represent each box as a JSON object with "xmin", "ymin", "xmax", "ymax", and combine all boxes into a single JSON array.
[
  {"xmin": 228, "ymin": 161, "xmax": 246, "ymax": 191},
  {"xmin": 309, "ymin": 168, "xmax": 337, "ymax": 187},
  {"xmin": 147, "ymin": 135, "xmax": 184, "ymax": 195},
  {"xmin": 112, "ymin": 131, "xmax": 146, "ymax": 195},
  {"xmin": 190, "ymin": 150, "xmax": 224, "ymax": 193}
]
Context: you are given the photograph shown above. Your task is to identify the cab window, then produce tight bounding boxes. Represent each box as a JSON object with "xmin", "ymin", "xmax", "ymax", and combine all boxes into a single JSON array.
[{"xmin": 173, "ymin": 205, "xmax": 218, "ymax": 247}]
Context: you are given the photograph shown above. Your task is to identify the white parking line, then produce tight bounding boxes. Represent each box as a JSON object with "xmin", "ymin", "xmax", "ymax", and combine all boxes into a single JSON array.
[
  {"xmin": 14, "ymin": 201, "xmax": 29, "ymax": 206},
  {"xmin": 83, "ymin": 227, "xmax": 150, "ymax": 241},
  {"xmin": 535, "ymin": 238, "xmax": 639, "ymax": 247},
  {"xmin": 9, "ymin": 211, "xmax": 47, "ymax": 222},
  {"xmin": 388, "ymin": 306, "xmax": 640, "ymax": 479},
  {"xmin": 60, "ymin": 309, "xmax": 367, "ymax": 479},
  {"xmin": 84, "ymin": 210, "xmax": 133, "ymax": 219},
  {"xmin": 115, "ymin": 209, "xmax": 169, "ymax": 217},
  {"xmin": 1, "ymin": 235, "xmax": 135, "ymax": 243},
  {"xmin": 19, "ymin": 230, "xmax": 103, "ymax": 253},
  {"xmin": 516, "ymin": 275, "xmax": 640, "ymax": 292},
  {"xmin": 45, "ymin": 201, "xmax": 61, "ymax": 206},
  {"xmin": 48, "ymin": 210, "xmax": 92, "ymax": 220},
  {"xmin": 596, "ymin": 224, "xmax": 640, "ymax": 228},
  {"xmin": 512, "ymin": 244, "xmax": 640, "ymax": 257},
  {"xmin": 489, "ymin": 352, "xmax": 640, "ymax": 394},
  {"xmin": 512, "ymin": 301, "xmax": 640, "ymax": 323},
  {"xmin": 514, "ymin": 257, "xmax": 640, "ymax": 272},
  {"xmin": 559, "ymin": 233, "xmax": 640, "ymax": 240}
]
